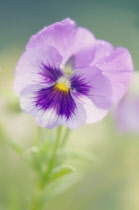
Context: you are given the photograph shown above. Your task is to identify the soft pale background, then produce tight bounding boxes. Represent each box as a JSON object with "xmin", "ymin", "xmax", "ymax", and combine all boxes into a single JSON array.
[{"xmin": 0, "ymin": 0, "xmax": 139, "ymax": 209}]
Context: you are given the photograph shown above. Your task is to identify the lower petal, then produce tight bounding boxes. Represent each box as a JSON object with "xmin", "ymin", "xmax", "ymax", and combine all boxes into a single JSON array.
[
  {"xmin": 20, "ymin": 84, "xmax": 87, "ymax": 129},
  {"xmin": 44, "ymin": 100, "xmax": 87, "ymax": 129},
  {"xmin": 63, "ymin": 100, "xmax": 87, "ymax": 129},
  {"xmin": 73, "ymin": 94, "xmax": 109, "ymax": 124}
]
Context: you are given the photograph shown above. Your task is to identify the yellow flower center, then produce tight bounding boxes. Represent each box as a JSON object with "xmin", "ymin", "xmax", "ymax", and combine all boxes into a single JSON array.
[
  {"xmin": 55, "ymin": 77, "xmax": 70, "ymax": 92},
  {"xmin": 55, "ymin": 82, "xmax": 69, "ymax": 92}
]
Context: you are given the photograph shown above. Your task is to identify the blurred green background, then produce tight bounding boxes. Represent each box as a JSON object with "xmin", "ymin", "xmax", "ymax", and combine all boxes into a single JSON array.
[{"xmin": 0, "ymin": 0, "xmax": 139, "ymax": 209}]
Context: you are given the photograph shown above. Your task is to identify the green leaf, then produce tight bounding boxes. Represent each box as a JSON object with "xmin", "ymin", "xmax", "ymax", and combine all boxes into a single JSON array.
[{"xmin": 50, "ymin": 165, "xmax": 75, "ymax": 181}]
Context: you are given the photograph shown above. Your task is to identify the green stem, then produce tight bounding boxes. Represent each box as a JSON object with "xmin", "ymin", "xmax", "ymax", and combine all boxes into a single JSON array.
[
  {"xmin": 60, "ymin": 127, "xmax": 71, "ymax": 147},
  {"xmin": 30, "ymin": 126, "xmax": 63, "ymax": 210},
  {"xmin": 30, "ymin": 184, "xmax": 43, "ymax": 210},
  {"xmin": 47, "ymin": 125, "xmax": 63, "ymax": 172},
  {"xmin": 41, "ymin": 126, "xmax": 63, "ymax": 186}
]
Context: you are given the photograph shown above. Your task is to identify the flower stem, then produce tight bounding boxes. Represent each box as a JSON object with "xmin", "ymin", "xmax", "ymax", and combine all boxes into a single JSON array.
[
  {"xmin": 60, "ymin": 127, "xmax": 71, "ymax": 147},
  {"xmin": 41, "ymin": 126, "xmax": 63, "ymax": 187},
  {"xmin": 30, "ymin": 126, "xmax": 63, "ymax": 210},
  {"xmin": 47, "ymin": 125, "xmax": 63, "ymax": 172},
  {"xmin": 30, "ymin": 184, "xmax": 43, "ymax": 210}
]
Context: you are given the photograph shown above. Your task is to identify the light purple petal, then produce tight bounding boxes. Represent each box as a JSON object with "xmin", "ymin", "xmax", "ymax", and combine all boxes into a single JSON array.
[
  {"xmin": 26, "ymin": 18, "xmax": 96, "ymax": 68},
  {"xmin": 94, "ymin": 47, "xmax": 134, "ymax": 102},
  {"xmin": 69, "ymin": 27, "xmax": 96, "ymax": 69},
  {"xmin": 70, "ymin": 66, "xmax": 112, "ymax": 110},
  {"xmin": 14, "ymin": 45, "xmax": 63, "ymax": 94},
  {"xmin": 91, "ymin": 40, "xmax": 114, "ymax": 65}
]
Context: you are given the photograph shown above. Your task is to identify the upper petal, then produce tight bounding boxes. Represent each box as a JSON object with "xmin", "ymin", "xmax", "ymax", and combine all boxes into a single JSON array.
[
  {"xmin": 93, "ymin": 47, "xmax": 134, "ymax": 102},
  {"xmin": 69, "ymin": 27, "xmax": 96, "ymax": 69},
  {"xmin": 26, "ymin": 18, "xmax": 96, "ymax": 68},
  {"xmin": 14, "ymin": 45, "xmax": 63, "ymax": 94},
  {"xmin": 91, "ymin": 40, "xmax": 114, "ymax": 65}
]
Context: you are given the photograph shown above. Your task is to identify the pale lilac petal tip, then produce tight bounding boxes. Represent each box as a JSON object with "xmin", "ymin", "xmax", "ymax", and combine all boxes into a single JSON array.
[
  {"xmin": 91, "ymin": 40, "xmax": 114, "ymax": 65},
  {"xmin": 73, "ymin": 95, "xmax": 109, "ymax": 124},
  {"xmin": 26, "ymin": 18, "xmax": 76, "ymax": 49},
  {"xmin": 93, "ymin": 46, "xmax": 134, "ymax": 102}
]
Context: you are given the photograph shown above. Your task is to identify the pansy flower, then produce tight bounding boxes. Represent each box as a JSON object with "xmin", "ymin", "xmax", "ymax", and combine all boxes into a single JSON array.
[{"xmin": 14, "ymin": 18, "xmax": 133, "ymax": 129}]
